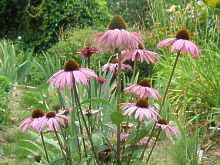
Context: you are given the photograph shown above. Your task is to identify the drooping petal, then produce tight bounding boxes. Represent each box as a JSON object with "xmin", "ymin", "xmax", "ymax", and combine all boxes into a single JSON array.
[{"xmin": 157, "ymin": 38, "xmax": 176, "ymax": 47}]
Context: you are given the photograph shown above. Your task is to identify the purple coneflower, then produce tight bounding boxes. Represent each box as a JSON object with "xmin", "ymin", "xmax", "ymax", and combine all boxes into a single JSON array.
[
  {"xmin": 48, "ymin": 59, "xmax": 97, "ymax": 88},
  {"xmin": 19, "ymin": 109, "xmax": 45, "ymax": 132},
  {"xmin": 120, "ymin": 132, "xmax": 129, "ymax": 141},
  {"xmin": 156, "ymin": 119, "xmax": 180, "ymax": 139},
  {"xmin": 102, "ymin": 58, "xmax": 132, "ymax": 73},
  {"xmin": 121, "ymin": 43, "xmax": 157, "ymax": 64},
  {"xmin": 157, "ymin": 28, "xmax": 200, "ymax": 57},
  {"xmin": 122, "ymin": 98, "xmax": 159, "ymax": 121},
  {"xmin": 95, "ymin": 16, "xmax": 141, "ymax": 51},
  {"xmin": 96, "ymin": 76, "xmax": 107, "ymax": 84},
  {"xmin": 125, "ymin": 79, "xmax": 160, "ymax": 99},
  {"xmin": 41, "ymin": 111, "xmax": 68, "ymax": 131},
  {"xmin": 77, "ymin": 47, "xmax": 98, "ymax": 57},
  {"xmin": 137, "ymin": 137, "xmax": 149, "ymax": 145}
]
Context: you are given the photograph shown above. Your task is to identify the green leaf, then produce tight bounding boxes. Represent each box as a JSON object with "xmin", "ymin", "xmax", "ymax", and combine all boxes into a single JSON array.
[
  {"xmin": 111, "ymin": 111, "xmax": 124, "ymax": 125},
  {"xmin": 132, "ymin": 161, "xmax": 147, "ymax": 165},
  {"xmin": 204, "ymin": 0, "xmax": 220, "ymax": 6}
]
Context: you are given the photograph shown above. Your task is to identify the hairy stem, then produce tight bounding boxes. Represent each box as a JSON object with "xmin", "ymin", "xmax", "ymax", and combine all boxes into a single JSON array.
[
  {"xmin": 139, "ymin": 51, "xmax": 181, "ymax": 160},
  {"xmin": 127, "ymin": 122, "xmax": 141, "ymax": 165},
  {"xmin": 40, "ymin": 132, "xmax": 49, "ymax": 163},
  {"xmin": 72, "ymin": 76, "xmax": 100, "ymax": 165},
  {"xmin": 52, "ymin": 124, "xmax": 67, "ymax": 163},
  {"xmin": 159, "ymin": 51, "xmax": 181, "ymax": 116},
  {"xmin": 73, "ymin": 94, "xmax": 88, "ymax": 158},
  {"xmin": 70, "ymin": 75, "xmax": 82, "ymax": 160},
  {"xmin": 116, "ymin": 52, "xmax": 122, "ymax": 165},
  {"xmin": 146, "ymin": 129, "xmax": 161, "ymax": 163},
  {"xmin": 87, "ymin": 56, "xmax": 93, "ymax": 133},
  {"xmin": 88, "ymin": 56, "xmax": 92, "ymax": 110},
  {"xmin": 131, "ymin": 58, "xmax": 138, "ymax": 82}
]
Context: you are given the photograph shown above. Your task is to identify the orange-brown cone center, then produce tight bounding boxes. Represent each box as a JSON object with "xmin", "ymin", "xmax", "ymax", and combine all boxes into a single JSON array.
[
  {"xmin": 46, "ymin": 112, "xmax": 56, "ymax": 118},
  {"xmin": 64, "ymin": 59, "xmax": 80, "ymax": 71},
  {"xmin": 175, "ymin": 29, "xmax": 190, "ymax": 40},
  {"xmin": 136, "ymin": 98, "xmax": 149, "ymax": 108},
  {"xmin": 138, "ymin": 43, "xmax": 144, "ymax": 49},
  {"xmin": 138, "ymin": 79, "xmax": 151, "ymax": 87},
  {"xmin": 108, "ymin": 15, "xmax": 127, "ymax": 30},
  {"xmin": 32, "ymin": 109, "xmax": 44, "ymax": 118},
  {"xmin": 157, "ymin": 118, "xmax": 168, "ymax": 125},
  {"xmin": 111, "ymin": 58, "xmax": 119, "ymax": 64}
]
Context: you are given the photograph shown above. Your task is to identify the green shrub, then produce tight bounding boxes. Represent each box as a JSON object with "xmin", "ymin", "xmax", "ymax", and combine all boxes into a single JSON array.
[
  {"xmin": 0, "ymin": 40, "xmax": 32, "ymax": 83},
  {"xmin": 0, "ymin": 0, "xmax": 110, "ymax": 51},
  {"xmin": 0, "ymin": 75, "xmax": 11, "ymax": 124}
]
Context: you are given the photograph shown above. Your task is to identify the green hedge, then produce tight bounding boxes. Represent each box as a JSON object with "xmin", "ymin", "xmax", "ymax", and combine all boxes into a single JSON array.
[
  {"xmin": 0, "ymin": 75, "xmax": 11, "ymax": 124},
  {"xmin": 0, "ymin": 0, "xmax": 110, "ymax": 51}
]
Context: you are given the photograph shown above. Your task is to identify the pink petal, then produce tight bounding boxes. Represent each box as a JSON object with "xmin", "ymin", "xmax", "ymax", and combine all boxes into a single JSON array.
[{"xmin": 157, "ymin": 38, "xmax": 176, "ymax": 47}]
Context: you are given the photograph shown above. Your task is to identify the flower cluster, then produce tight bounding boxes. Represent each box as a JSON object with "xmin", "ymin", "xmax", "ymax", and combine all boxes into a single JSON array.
[
  {"xmin": 20, "ymin": 109, "xmax": 68, "ymax": 132},
  {"xmin": 18, "ymin": 15, "xmax": 200, "ymax": 164},
  {"xmin": 48, "ymin": 59, "xmax": 98, "ymax": 88}
]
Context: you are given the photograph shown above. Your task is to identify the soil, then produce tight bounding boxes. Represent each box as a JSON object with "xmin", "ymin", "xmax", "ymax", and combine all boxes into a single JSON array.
[
  {"xmin": 201, "ymin": 131, "xmax": 220, "ymax": 165},
  {"xmin": 0, "ymin": 86, "xmax": 34, "ymax": 165}
]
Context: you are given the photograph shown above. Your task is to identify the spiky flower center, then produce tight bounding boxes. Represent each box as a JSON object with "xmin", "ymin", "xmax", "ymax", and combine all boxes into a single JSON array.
[
  {"xmin": 108, "ymin": 15, "xmax": 127, "ymax": 30},
  {"xmin": 64, "ymin": 60, "xmax": 80, "ymax": 71},
  {"xmin": 46, "ymin": 112, "xmax": 56, "ymax": 118},
  {"xmin": 32, "ymin": 109, "xmax": 44, "ymax": 118},
  {"xmin": 136, "ymin": 98, "xmax": 149, "ymax": 108},
  {"xmin": 176, "ymin": 29, "xmax": 190, "ymax": 40},
  {"xmin": 138, "ymin": 79, "xmax": 151, "ymax": 87},
  {"xmin": 157, "ymin": 118, "xmax": 168, "ymax": 125},
  {"xmin": 138, "ymin": 43, "xmax": 144, "ymax": 49},
  {"xmin": 111, "ymin": 58, "xmax": 119, "ymax": 64}
]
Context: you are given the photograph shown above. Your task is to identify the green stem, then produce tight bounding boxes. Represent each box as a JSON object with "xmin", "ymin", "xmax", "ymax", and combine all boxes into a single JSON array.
[
  {"xmin": 131, "ymin": 58, "xmax": 138, "ymax": 82},
  {"xmin": 146, "ymin": 129, "xmax": 161, "ymax": 163},
  {"xmin": 116, "ymin": 52, "xmax": 122, "ymax": 165},
  {"xmin": 70, "ymin": 86, "xmax": 82, "ymax": 160},
  {"xmin": 127, "ymin": 122, "xmax": 141, "ymax": 165},
  {"xmin": 88, "ymin": 56, "xmax": 92, "ymax": 110},
  {"xmin": 56, "ymin": 90, "xmax": 73, "ymax": 164},
  {"xmin": 87, "ymin": 56, "xmax": 93, "ymax": 133},
  {"xmin": 57, "ymin": 89, "xmax": 65, "ymax": 108},
  {"xmin": 72, "ymin": 76, "xmax": 100, "ymax": 165},
  {"xmin": 40, "ymin": 132, "xmax": 49, "ymax": 163},
  {"xmin": 139, "ymin": 124, "xmax": 156, "ymax": 160},
  {"xmin": 159, "ymin": 51, "xmax": 180, "ymax": 116},
  {"xmin": 52, "ymin": 124, "xmax": 67, "ymax": 164},
  {"xmin": 73, "ymin": 93, "xmax": 88, "ymax": 158},
  {"xmin": 139, "ymin": 51, "xmax": 181, "ymax": 160}
]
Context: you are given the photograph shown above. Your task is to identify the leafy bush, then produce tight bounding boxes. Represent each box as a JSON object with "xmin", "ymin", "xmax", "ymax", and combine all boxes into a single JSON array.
[
  {"xmin": 0, "ymin": 0, "xmax": 110, "ymax": 51},
  {"xmin": 0, "ymin": 40, "xmax": 32, "ymax": 83},
  {"xmin": 0, "ymin": 75, "xmax": 11, "ymax": 124}
]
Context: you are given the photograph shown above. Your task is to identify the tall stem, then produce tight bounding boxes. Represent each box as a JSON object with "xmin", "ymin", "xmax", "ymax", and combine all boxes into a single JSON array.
[
  {"xmin": 40, "ymin": 132, "xmax": 49, "ymax": 163},
  {"xmin": 57, "ymin": 89, "xmax": 65, "ymax": 108},
  {"xmin": 127, "ymin": 122, "xmax": 141, "ymax": 165},
  {"xmin": 116, "ymin": 52, "xmax": 122, "ymax": 165},
  {"xmin": 70, "ymin": 74, "xmax": 82, "ymax": 160},
  {"xmin": 88, "ymin": 56, "xmax": 92, "ymax": 110},
  {"xmin": 72, "ymin": 76, "xmax": 100, "ymax": 165},
  {"xmin": 146, "ymin": 129, "xmax": 161, "ymax": 163},
  {"xmin": 73, "ymin": 94, "xmax": 88, "ymax": 158},
  {"xmin": 87, "ymin": 56, "xmax": 93, "ymax": 132},
  {"xmin": 139, "ymin": 124, "xmax": 156, "ymax": 160},
  {"xmin": 139, "ymin": 51, "xmax": 181, "ymax": 160},
  {"xmin": 159, "ymin": 51, "xmax": 180, "ymax": 116},
  {"xmin": 131, "ymin": 58, "xmax": 138, "ymax": 82},
  {"xmin": 52, "ymin": 124, "xmax": 67, "ymax": 164}
]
